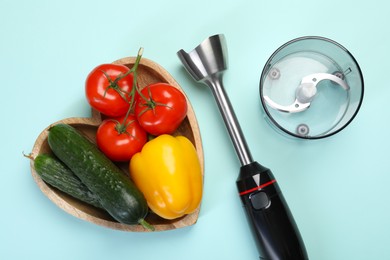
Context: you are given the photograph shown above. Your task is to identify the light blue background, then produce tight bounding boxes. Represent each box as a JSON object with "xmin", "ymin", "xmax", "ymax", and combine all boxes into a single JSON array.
[{"xmin": 1, "ymin": 0, "xmax": 389, "ymax": 259}]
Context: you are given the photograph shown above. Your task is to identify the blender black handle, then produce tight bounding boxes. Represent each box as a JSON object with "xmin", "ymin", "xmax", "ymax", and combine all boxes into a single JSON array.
[{"xmin": 237, "ymin": 162, "xmax": 308, "ymax": 260}]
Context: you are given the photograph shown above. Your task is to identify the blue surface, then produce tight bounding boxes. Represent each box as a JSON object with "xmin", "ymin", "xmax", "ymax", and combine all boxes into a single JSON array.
[{"xmin": 1, "ymin": 0, "xmax": 389, "ymax": 259}]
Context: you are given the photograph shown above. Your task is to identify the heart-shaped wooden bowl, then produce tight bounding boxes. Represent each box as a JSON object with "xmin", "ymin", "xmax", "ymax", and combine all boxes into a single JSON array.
[{"xmin": 29, "ymin": 57, "xmax": 204, "ymax": 232}]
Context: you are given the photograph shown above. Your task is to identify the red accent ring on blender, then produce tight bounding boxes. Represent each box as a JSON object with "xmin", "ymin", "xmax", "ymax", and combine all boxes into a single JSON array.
[{"xmin": 239, "ymin": 179, "xmax": 277, "ymax": 196}]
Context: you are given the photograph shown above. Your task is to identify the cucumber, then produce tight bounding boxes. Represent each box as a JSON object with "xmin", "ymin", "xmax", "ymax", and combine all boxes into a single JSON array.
[
  {"xmin": 47, "ymin": 123, "xmax": 152, "ymax": 230},
  {"xmin": 34, "ymin": 154, "xmax": 103, "ymax": 209}
]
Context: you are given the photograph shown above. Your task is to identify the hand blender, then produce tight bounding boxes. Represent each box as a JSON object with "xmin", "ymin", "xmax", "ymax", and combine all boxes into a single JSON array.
[{"xmin": 177, "ymin": 34, "xmax": 308, "ymax": 260}]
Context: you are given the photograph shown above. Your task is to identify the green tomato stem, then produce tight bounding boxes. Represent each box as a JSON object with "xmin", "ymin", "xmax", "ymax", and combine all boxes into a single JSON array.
[{"xmin": 115, "ymin": 47, "xmax": 144, "ymax": 131}]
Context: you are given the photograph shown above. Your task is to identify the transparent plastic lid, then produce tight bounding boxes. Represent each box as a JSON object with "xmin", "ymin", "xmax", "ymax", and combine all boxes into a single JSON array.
[{"xmin": 259, "ymin": 36, "xmax": 364, "ymax": 139}]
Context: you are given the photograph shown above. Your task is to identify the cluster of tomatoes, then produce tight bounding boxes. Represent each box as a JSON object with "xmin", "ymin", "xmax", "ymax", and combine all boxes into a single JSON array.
[{"xmin": 85, "ymin": 48, "xmax": 188, "ymax": 162}]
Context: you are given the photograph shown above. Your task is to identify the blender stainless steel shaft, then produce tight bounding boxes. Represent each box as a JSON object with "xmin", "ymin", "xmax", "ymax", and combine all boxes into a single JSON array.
[
  {"xmin": 177, "ymin": 34, "xmax": 252, "ymax": 166},
  {"xmin": 178, "ymin": 34, "xmax": 308, "ymax": 259}
]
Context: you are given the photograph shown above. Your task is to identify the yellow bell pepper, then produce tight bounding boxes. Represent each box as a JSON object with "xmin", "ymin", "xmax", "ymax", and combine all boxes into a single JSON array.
[{"xmin": 129, "ymin": 134, "xmax": 203, "ymax": 220}]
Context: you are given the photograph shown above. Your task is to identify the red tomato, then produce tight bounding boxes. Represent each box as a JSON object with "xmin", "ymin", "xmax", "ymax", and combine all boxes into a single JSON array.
[
  {"xmin": 96, "ymin": 114, "xmax": 147, "ymax": 162},
  {"xmin": 85, "ymin": 64, "xmax": 133, "ymax": 117},
  {"xmin": 135, "ymin": 83, "xmax": 187, "ymax": 135}
]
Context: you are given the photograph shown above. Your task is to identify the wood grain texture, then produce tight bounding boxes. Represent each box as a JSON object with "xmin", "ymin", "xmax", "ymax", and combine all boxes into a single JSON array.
[{"xmin": 29, "ymin": 57, "xmax": 204, "ymax": 232}]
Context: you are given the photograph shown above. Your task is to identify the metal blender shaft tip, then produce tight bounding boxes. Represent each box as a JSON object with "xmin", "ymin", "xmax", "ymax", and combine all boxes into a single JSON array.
[{"xmin": 177, "ymin": 34, "xmax": 253, "ymax": 166}]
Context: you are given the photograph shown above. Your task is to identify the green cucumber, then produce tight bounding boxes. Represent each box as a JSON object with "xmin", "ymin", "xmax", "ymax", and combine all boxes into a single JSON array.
[
  {"xmin": 47, "ymin": 123, "xmax": 152, "ymax": 230},
  {"xmin": 34, "ymin": 154, "xmax": 103, "ymax": 209}
]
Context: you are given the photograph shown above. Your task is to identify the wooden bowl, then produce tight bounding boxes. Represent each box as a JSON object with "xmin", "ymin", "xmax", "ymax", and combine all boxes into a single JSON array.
[{"xmin": 29, "ymin": 57, "xmax": 204, "ymax": 232}]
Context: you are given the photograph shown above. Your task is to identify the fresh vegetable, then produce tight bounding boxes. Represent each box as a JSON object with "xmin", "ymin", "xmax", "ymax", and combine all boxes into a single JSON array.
[
  {"xmin": 85, "ymin": 49, "xmax": 143, "ymax": 117},
  {"xmin": 130, "ymin": 134, "xmax": 203, "ymax": 220},
  {"xmin": 85, "ymin": 63, "xmax": 133, "ymax": 117},
  {"xmin": 48, "ymin": 123, "xmax": 153, "ymax": 230},
  {"xmin": 96, "ymin": 114, "xmax": 147, "ymax": 162},
  {"xmin": 135, "ymin": 83, "xmax": 188, "ymax": 135},
  {"xmin": 33, "ymin": 153, "xmax": 103, "ymax": 209}
]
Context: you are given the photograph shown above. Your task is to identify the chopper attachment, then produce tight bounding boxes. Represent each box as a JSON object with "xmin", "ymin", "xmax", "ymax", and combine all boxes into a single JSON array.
[{"xmin": 260, "ymin": 36, "xmax": 364, "ymax": 139}]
